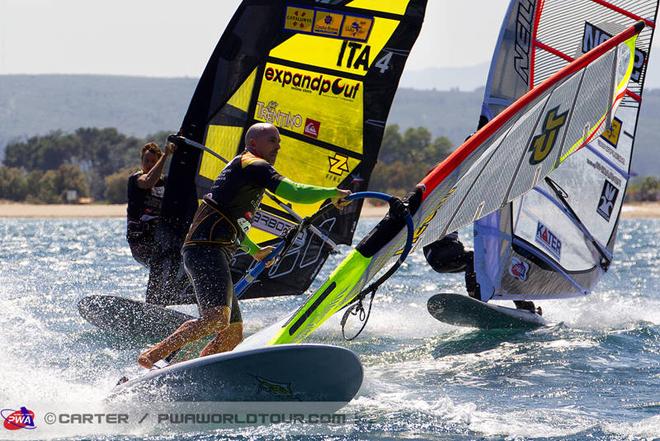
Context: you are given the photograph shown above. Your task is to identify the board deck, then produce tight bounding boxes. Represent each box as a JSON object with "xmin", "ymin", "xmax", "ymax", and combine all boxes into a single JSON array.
[
  {"xmin": 108, "ymin": 344, "xmax": 363, "ymax": 409},
  {"xmin": 427, "ymin": 293, "xmax": 546, "ymax": 329},
  {"xmin": 78, "ymin": 295, "xmax": 194, "ymax": 340}
]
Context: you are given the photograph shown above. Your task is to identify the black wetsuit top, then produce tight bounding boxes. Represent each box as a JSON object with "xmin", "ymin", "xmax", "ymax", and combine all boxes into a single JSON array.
[
  {"xmin": 126, "ymin": 172, "xmax": 166, "ymax": 222},
  {"xmin": 184, "ymin": 151, "xmax": 283, "ymax": 249}
]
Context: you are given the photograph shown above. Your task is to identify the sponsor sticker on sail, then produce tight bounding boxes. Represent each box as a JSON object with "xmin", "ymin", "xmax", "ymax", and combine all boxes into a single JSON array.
[
  {"xmin": 535, "ymin": 222, "xmax": 562, "ymax": 259},
  {"xmin": 304, "ymin": 118, "xmax": 320, "ymax": 138},
  {"xmin": 601, "ymin": 117, "xmax": 622, "ymax": 148},
  {"xmin": 284, "ymin": 7, "xmax": 314, "ymax": 32},
  {"xmin": 509, "ymin": 257, "xmax": 530, "ymax": 281},
  {"xmin": 313, "ymin": 11, "xmax": 343, "ymax": 37},
  {"xmin": 597, "ymin": 180, "xmax": 619, "ymax": 221},
  {"xmin": 340, "ymin": 15, "xmax": 374, "ymax": 41}
]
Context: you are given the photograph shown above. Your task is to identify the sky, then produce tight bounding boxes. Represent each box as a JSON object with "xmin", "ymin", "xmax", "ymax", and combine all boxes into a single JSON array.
[
  {"xmin": 0, "ymin": 0, "xmax": 513, "ymax": 76},
  {"xmin": 1, "ymin": 0, "xmax": 659, "ymax": 83}
]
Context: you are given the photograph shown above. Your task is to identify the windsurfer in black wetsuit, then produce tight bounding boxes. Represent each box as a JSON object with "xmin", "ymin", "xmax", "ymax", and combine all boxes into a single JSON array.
[
  {"xmin": 138, "ymin": 123, "xmax": 351, "ymax": 368},
  {"xmin": 424, "ymin": 234, "xmax": 541, "ymax": 315},
  {"xmin": 126, "ymin": 142, "xmax": 173, "ymax": 268},
  {"xmin": 423, "ymin": 128, "xmax": 541, "ymax": 315},
  {"xmin": 423, "ymin": 231, "xmax": 479, "ymax": 298}
]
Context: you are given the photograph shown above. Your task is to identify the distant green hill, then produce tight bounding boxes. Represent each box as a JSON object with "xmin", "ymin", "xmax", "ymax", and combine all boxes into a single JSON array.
[
  {"xmin": 0, "ymin": 74, "xmax": 196, "ymax": 149},
  {"xmin": 1, "ymin": 74, "xmax": 657, "ymax": 176}
]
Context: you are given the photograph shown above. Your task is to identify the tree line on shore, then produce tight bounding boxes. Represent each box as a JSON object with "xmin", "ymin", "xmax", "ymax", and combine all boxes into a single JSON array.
[
  {"xmin": 0, "ymin": 125, "xmax": 456, "ymax": 204},
  {"xmin": 0, "ymin": 126, "xmax": 657, "ymax": 204}
]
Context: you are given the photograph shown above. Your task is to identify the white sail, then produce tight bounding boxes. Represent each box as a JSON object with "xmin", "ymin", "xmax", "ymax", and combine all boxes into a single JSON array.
[{"xmin": 474, "ymin": 0, "xmax": 658, "ymax": 301}]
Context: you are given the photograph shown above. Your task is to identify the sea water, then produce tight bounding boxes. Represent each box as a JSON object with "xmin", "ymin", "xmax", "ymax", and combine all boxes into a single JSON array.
[{"xmin": 0, "ymin": 218, "xmax": 657, "ymax": 440}]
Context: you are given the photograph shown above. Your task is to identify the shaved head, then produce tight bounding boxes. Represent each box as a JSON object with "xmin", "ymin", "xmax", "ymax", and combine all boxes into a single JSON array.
[
  {"xmin": 244, "ymin": 122, "xmax": 281, "ymax": 165},
  {"xmin": 245, "ymin": 123, "xmax": 276, "ymax": 147}
]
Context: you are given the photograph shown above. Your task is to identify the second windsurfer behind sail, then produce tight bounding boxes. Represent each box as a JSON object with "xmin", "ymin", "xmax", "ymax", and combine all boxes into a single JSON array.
[
  {"xmin": 138, "ymin": 123, "xmax": 351, "ymax": 368},
  {"xmin": 423, "ymin": 234, "xmax": 541, "ymax": 315},
  {"xmin": 423, "ymin": 232, "xmax": 479, "ymax": 296},
  {"xmin": 423, "ymin": 129, "xmax": 541, "ymax": 316}
]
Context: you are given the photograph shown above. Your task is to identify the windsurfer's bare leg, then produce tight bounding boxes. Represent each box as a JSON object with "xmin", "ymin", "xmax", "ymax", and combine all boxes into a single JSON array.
[
  {"xmin": 138, "ymin": 306, "xmax": 230, "ymax": 368},
  {"xmin": 199, "ymin": 322, "xmax": 244, "ymax": 357},
  {"xmin": 139, "ymin": 245, "xmax": 239, "ymax": 368},
  {"xmin": 199, "ymin": 292, "xmax": 243, "ymax": 356}
]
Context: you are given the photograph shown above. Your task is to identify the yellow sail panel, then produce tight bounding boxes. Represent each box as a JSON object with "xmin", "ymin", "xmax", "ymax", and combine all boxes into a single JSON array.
[
  {"xmin": 275, "ymin": 135, "xmax": 359, "ymax": 189},
  {"xmin": 346, "ymin": 0, "xmax": 411, "ymax": 15},
  {"xmin": 227, "ymin": 68, "xmax": 257, "ymax": 112},
  {"xmin": 261, "ymin": 195, "xmax": 317, "ymax": 219},
  {"xmin": 198, "ymin": 69, "xmax": 258, "ymax": 180},
  {"xmin": 258, "ymin": 63, "xmax": 364, "ymax": 154},
  {"xmin": 199, "ymin": 125, "xmax": 242, "ymax": 181},
  {"xmin": 270, "ymin": 17, "xmax": 399, "ymax": 77},
  {"xmin": 246, "ymin": 133, "xmax": 360, "ymax": 245}
]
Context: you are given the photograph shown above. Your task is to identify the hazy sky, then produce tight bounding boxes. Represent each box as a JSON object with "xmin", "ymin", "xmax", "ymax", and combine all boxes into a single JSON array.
[
  {"xmin": 0, "ymin": 0, "xmax": 513, "ymax": 76},
  {"xmin": 2, "ymin": 0, "xmax": 659, "ymax": 79}
]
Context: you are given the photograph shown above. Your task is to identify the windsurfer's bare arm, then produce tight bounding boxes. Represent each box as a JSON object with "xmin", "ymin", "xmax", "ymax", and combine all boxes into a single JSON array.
[{"xmin": 137, "ymin": 143, "xmax": 175, "ymax": 189}]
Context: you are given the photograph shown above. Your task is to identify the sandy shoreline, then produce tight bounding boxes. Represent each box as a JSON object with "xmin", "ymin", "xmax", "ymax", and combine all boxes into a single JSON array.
[
  {"xmin": 1, "ymin": 201, "xmax": 659, "ymax": 219},
  {"xmin": 0, "ymin": 203, "xmax": 128, "ymax": 218}
]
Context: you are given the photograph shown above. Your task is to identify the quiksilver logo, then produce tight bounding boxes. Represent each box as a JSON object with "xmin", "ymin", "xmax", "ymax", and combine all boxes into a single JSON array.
[{"xmin": 304, "ymin": 118, "xmax": 320, "ymax": 138}]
